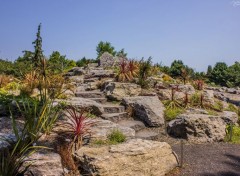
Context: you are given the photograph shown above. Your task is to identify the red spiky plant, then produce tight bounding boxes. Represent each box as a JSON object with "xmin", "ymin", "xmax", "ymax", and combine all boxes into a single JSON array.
[
  {"xmin": 64, "ymin": 106, "xmax": 94, "ymax": 150},
  {"xmin": 194, "ymin": 80, "xmax": 204, "ymax": 90}
]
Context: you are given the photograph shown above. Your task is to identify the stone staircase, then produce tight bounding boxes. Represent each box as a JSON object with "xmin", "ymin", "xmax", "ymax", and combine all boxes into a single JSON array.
[{"xmin": 71, "ymin": 70, "xmax": 159, "ymax": 140}]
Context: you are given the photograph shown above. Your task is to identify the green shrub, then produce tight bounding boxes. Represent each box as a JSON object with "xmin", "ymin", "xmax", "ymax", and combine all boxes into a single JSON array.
[
  {"xmin": 164, "ymin": 108, "xmax": 184, "ymax": 121},
  {"xmin": 107, "ymin": 129, "xmax": 126, "ymax": 144},
  {"xmin": 225, "ymin": 125, "xmax": 240, "ymax": 144}
]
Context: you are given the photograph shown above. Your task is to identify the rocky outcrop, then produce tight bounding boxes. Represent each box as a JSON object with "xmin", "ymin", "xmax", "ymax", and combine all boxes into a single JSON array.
[
  {"xmin": 102, "ymin": 82, "xmax": 141, "ymax": 101},
  {"xmin": 74, "ymin": 139, "xmax": 178, "ymax": 176},
  {"xmin": 171, "ymin": 84, "xmax": 195, "ymax": 94},
  {"xmin": 99, "ymin": 52, "xmax": 118, "ymax": 68},
  {"xmin": 122, "ymin": 96, "xmax": 165, "ymax": 127},
  {"xmin": 202, "ymin": 90, "xmax": 215, "ymax": 105},
  {"xmin": 157, "ymin": 89, "xmax": 185, "ymax": 101},
  {"xmin": 24, "ymin": 151, "xmax": 64, "ymax": 176},
  {"xmin": 167, "ymin": 111, "xmax": 238, "ymax": 143},
  {"xmin": 85, "ymin": 68, "xmax": 115, "ymax": 78},
  {"xmin": 214, "ymin": 92, "xmax": 240, "ymax": 106},
  {"xmin": 91, "ymin": 119, "xmax": 135, "ymax": 140}
]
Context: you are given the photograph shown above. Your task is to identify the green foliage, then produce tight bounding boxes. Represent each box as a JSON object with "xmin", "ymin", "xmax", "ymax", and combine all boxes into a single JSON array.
[
  {"xmin": 0, "ymin": 108, "xmax": 46, "ymax": 175},
  {"xmin": 107, "ymin": 129, "xmax": 126, "ymax": 145},
  {"xmin": 212, "ymin": 100, "xmax": 224, "ymax": 112},
  {"xmin": 164, "ymin": 108, "xmax": 184, "ymax": 121},
  {"xmin": 209, "ymin": 62, "xmax": 228, "ymax": 86},
  {"xmin": 225, "ymin": 103, "xmax": 239, "ymax": 114},
  {"xmin": 96, "ymin": 41, "xmax": 116, "ymax": 58},
  {"xmin": 138, "ymin": 57, "xmax": 152, "ymax": 88},
  {"xmin": 76, "ymin": 57, "xmax": 98, "ymax": 67},
  {"xmin": 0, "ymin": 59, "xmax": 14, "ymax": 75},
  {"xmin": 116, "ymin": 48, "xmax": 127, "ymax": 58},
  {"xmin": 48, "ymin": 51, "xmax": 76, "ymax": 73},
  {"xmin": 225, "ymin": 61, "xmax": 240, "ymax": 87},
  {"xmin": 225, "ymin": 125, "xmax": 240, "ymax": 143},
  {"xmin": 15, "ymin": 98, "xmax": 59, "ymax": 142},
  {"xmin": 32, "ymin": 24, "xmax": 44, "ymax": 68}
]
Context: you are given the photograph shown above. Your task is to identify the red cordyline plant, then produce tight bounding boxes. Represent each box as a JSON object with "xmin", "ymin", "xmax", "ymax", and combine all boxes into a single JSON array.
[
  {"xmin": 64, "ymin": 106, "xmax": 94, "ymax": 150},
  {"xmin": 194, "ymin": 80, "xmax": 204, "ymax": 90}
]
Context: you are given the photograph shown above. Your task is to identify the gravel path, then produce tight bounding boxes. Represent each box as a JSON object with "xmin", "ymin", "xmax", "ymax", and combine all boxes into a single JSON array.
[{"xmin": 170, "ymin": 143, "xmax": 240, "ymax": 176}]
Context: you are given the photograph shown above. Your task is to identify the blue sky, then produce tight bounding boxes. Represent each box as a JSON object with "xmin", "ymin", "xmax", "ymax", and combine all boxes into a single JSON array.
[{"xmin": 0, "ymin": 0, "xmax": 240, "ymax": 71}]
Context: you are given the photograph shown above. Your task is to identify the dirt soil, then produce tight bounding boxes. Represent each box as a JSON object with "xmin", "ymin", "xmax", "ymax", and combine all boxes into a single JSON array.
[{"xmin": 168, "ymin": 142, "xmax": 240, "ymax": 176}]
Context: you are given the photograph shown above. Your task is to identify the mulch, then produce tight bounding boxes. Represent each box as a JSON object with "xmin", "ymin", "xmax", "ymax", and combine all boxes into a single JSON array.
[{"xmin": 168, "ymin": 142, "xmax": 240, "ymax": 176}]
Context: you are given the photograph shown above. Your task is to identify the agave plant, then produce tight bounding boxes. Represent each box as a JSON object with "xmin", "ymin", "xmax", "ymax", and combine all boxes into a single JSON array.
[{"xmin": 64, "ymin": 106, "xmax": 94, "ymax": 150}]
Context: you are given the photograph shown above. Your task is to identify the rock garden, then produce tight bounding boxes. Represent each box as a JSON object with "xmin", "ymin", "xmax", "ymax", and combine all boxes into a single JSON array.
[{"xmin": 1, "ymin": 26, "xmax": 240, "ymax": 176}]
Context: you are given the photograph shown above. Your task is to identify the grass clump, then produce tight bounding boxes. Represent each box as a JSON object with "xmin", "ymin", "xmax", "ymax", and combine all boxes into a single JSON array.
[
  {"xmin": 107, "ymin": 129, "xmax": 126, "ymax": 145},
  {"xmin": 225, "ymin": 125, "xmax": 240, "ymax": 144},
  {"xmin": 164, "ymin": 108, "xmax": 184, "ymax": 121}
]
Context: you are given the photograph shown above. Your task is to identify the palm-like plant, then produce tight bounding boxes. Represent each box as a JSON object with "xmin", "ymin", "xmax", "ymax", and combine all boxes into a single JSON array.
[{"xmin": 64, "ymin": 106, "xmax": 94, "ymax": 150}]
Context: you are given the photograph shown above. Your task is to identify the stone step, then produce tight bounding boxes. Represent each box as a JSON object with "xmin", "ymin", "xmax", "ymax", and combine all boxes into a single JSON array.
[
  {"xmin": 75, "ymin": 91, "xmax": 105, "ymax": 98},
  {"xmin": 88, "ymin": 98, "xmax": 107, "ymax": 104},
  {"xmin": 101, "ymin": 112, "xmax": 128, "ymax": 122},
  {"xmin": 84, "ymin": 78, "xmax": 99, "ymax": 83},
  {"xmin": 117, "ymin": 120, "xmax": 146, "ymax": 132},
  {"xmin": 135, "ymin": 129, "xmax": 159, "ymax": 140},
  {"xmin": 102, "ymin": 105, "xmax": 125, "ymax": 113}
]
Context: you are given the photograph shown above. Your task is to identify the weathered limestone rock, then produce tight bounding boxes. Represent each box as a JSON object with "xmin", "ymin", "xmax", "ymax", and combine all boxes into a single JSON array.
[
  {"xmin": 24, "ymin": 151, "xmax": 64, "ymax": 176},
  {"xmin": 0, "ymin": 117, "xmax": 23, "ymax": 150},
  {"xmin": 214, "ymin": 92, "xmax": 240, "ymax": 106},
  {"xmin": 99, "ymin": 52, "xmax": 118, "ymax": 68},
  {"xmin": 91, "ymin": 119, "xmax": 135, "ymax": 140},
  {"xmin": 85, "ymin": 68, "xmax": 115, "ymax": 78},
  {"xmin": 221, "ymin": 111, "xmax": 238, "ymax": 125},
  {"xmin": 167, "ymin": 111, "xmax": 238, "ymax": 143},
  {"xmin": 74, "ymin": 139, "xmax": 178, "ymax": 176},
  {"xmin": 173, "ymin": 84, "xmax": 195, "ymax": 94},
  {"xmin": 102, "ymin": 82, "xmax": 142, "ymax": 101},
  {"xmin": 122, "ymin": 96, "xmax": 165, "ymax": 127},
  {"xmin": 202, "ymin": 90, "xmax": 215, "ymax": 105},
  {"xmin": 157, "ymin": 89, "xmax": 185, "ymax": 101}
]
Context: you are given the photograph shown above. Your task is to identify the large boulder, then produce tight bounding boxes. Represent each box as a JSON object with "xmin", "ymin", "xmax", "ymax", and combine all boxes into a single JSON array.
[
  {"xmin": 122, "ymin": 96, "xmax": 165, "ymax": 127},
  {"xmin": 167, "ymin": 111, "xmax": 238, "ymax": 143},
  {"xmin": 24, "ymin": 151, "xmax": 64, "ymax": 176},
  {"xmin": 74, "ymin": 139, "xmax": 178, "ymax": 176},
  {"xmin": 102, "ymin": 82, "xmax": 142, "ymax": 101},
  {"xmin": 91, "ymin": 119, "xmax": 135, "ymax": 140},
  {"xmin": 99, "ymin": 52, "xmax": 119, "ymax": 68}
]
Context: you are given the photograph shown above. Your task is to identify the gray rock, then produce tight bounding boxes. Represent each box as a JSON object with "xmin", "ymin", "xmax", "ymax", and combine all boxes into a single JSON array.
[
  {"xmin": 99, "ymin": 52, "xmax": 119, "ymax": 68},
  {"xmin": 168, "ymin": 114, "xmax": 226, "ymax": 142},
  {"xmin": 24, "ymin": 151, "xmax": 64, "ymax": 176},
  {"xmin": 102, "ymin": 82, "xmax": 141, "ymax": 101},
  {"xmin": 74, "ymin": 139, "xmax": 178, "ymax": 176},
  {"xmin": 221, "ymin": 111, "xmax": 238, "ymax": 125},
  {"xmin": 91, "ymin": 118, "xmax": 135, "ymax": 140},
  {"xmin": 122, "ymin": 96, "xmax": 165, "ymax": 127}
]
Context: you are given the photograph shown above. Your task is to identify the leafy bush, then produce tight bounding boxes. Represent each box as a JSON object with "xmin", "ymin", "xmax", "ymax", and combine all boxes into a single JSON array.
[
  {"xmin": 164, "ymin": 108, "xmax": 184, "ymax": 121},
  {"xmin": 225, "ymin": 125, "xmax": 240, "ymax": 144},
  {"xmin": 107, "ymin": 129, "xmax": 126, "ymax": 144},
  {"xmin": 138, "ymin": 57, "xmax": 152, "ymax": 88}
]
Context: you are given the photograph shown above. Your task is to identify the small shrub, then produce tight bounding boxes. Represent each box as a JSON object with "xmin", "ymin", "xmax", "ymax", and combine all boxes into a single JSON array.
[
  {"xmin": 225, "ymin": 125, "xmax": 240, "ymax": 144},
  {"xmin": 107, "ymin": 129, "xmax": 126, "ymax": 144},
  {"xmin": 212, "ymin": 100, "xmax": 224, "ymax": 112},
  {"xmin": 164, "ymin": 108, "xmax": 184, "ymax": 121},
  {"xmin": 92, "ymin": 139, "xmax": 108, "ymax": 146}
]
